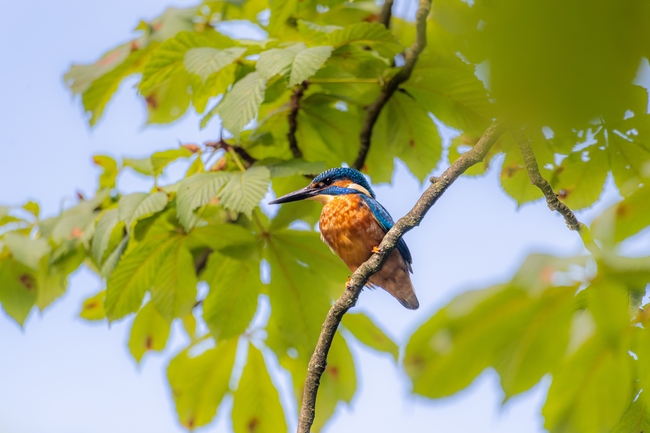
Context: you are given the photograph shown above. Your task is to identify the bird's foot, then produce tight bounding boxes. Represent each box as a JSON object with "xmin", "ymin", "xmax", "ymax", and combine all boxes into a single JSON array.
[{"xmin": 372, "ymin": 246, "xmax": 381, "ymax": 253}]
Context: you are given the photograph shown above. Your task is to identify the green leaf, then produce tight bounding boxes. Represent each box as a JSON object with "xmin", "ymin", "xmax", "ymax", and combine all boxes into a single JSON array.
[
  {"xmin": 611, "ymin": 399, "xmax": 650, "ymax": 433},
  {"xmin": 93, "ymin": 155, "xmax": 119, "ymax": 190},
  {"xmin": 123, "ymin": 157, "xmax": 154, "ymax": 176},
  {"xmin": 64, "ymin": 43, "xmax": 131, "ymax": 94},
  {"xmin": 22, "ymin": 201, "xmax": 40, "ymax": 218},
  {"xmin": 144, "ymin": 74, "xmax": 192, "ymax": 124},
  {"xmin": 265, "ymin": 230, "xmax": 344, "ymax": 357},
  {"xmin": 0, "ymin": 258, "xmax": 36, "ymax": 326},
  {"xmin": 186, "ymin": 223, "xmax": 257, "ymax": 252},
  {"xmin": 215, "ymin": 72, "xmax": 267, "ymax": 135},
  {"xmin": 368, "ymin": 92, "xmax": 443, "ymax": 182},
  {"xmin": 92, "ymin": 209, "xmax": 120, "ymax": 263},
  {"xmin": 118, "ymin": 192, "xmax": 168, "ymax": 230},
  {"xmin": 403, "ymin": 53, "xmax": 492, "ymax": 134},
  {"xmin": 328, "ymin": 22, "xmax": 403, "ymax": 57},
  {"xmin": 553, "ymin": 145, "xmax": 609, "ymax": 210},
  {"xmin": 342, "ymin": 312, "xmax": 398, "ymax": 362},
  {"xmin": 82, "ymin": 48, "xmax": 150, "ymax": 126},
  {"xmin": 260, "ymin": 159, "xmax": 326, "ymax": 178},
  {"xmin": 586, "ymin": 278, "xmax": 631, "ymax": 343},
  {"xmin": 37, "ymin": 246, "xmax": 84, "ymax": 311},
  {"xmin": 257, "ymin": 43, "xmax": 307, "ymax": 80},
  {"xmin": 3, "ymin": 233, "xmax": 50, "ymax": 270},
  {"xmin": 105, "ymin": 236, "xmax": 177, "ymax": 321},
  {"xmin": 592, "ymin": 184, "xmax": 650, "ymax": 243},
  {"xmin": 149, "ymin": 237, "xmax": 197, "ymax": 321},
  {"xmin": 543, "ymin": 335, "xmax": 634, "ymax": 433},
  {"xmin": 232, "ymin": 343, "xmax": 287, "ymax": 433},
  {"xmin": 168, "ymin": 338, "xmax": 238, "ymax": 429},
  {"xmin": 140, "ymin": 30, "xmax": 234, "ymax": 94},
  {"xmin": 101, "ymin": 235, "xmax": 129, "ymax": 277},
  {"xmin": 79, "ymin": 290, "xmax": 106, "ymax": 321},
  {"xmin": 128, "ymin": 301, "xmax": 171, "ymax": 363},
  {"xmin": 289, "ymin": 46, "xmax": 334, "ymax": 86},
  {"xmin": 151, "ymin": 147, "xmax": 193, "ymax": 177},
  {"xmin": 176, "ymin": 172, "xmax": 230, "ymax": 230},
  {"xmin": 202, "ymin": 253, "xmax": 262, "ymax": 340},
  {"xmin": 218, "ymin": 166, "xmax": 271, "ymax": 217},
  {"xmin": 184, "ymin": 47, "xmax": 247, "ymax": 82}
]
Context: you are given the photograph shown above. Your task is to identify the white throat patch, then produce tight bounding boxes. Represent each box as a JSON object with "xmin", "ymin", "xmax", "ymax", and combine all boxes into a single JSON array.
[{"xmin": 347, "ymin": 182, "xmax": 372, "ymax": 197}]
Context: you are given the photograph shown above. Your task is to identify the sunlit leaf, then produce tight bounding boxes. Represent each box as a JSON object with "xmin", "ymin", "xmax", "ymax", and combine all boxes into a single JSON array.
[
  {"xmin": 79, "ymin": 290, "xmax": 106, "ymax": 321},
  {"xmin": 92, "ymin": 209, "xmax": 120, "ymax": 263},
  {"xmin": 3, "ymin": 233, "xmax": 50, "ymax": 271},
  {"xmin": 342, "ymin": 312, "xmax": 398, "ymax": 361},
  {"xmin": 217, "ymin": 166, "xmax": 271, "ymax": 217},
  {"xmin": 93, "ymin": 155, "xmax": 119, "ymax": 190},
  {"xmin": 184, "ymin": 47, "xmax": 246, "ymax": 82},
  {"xmin": 232, "ymin": 343, "xmax": 288, "ymax": 433},
  {"xmin": 0, "ymin": 258, "xmax": 36, "ymax": 326},
  {"xmin": 118, "ymin": 192, "xmax": 168, "ymax": 229},
  {"xmin": 553, "ymin": 145, "xmax": 609, "ymax": 210},
  {"xmin": 128, "ymin": 301, "xmax": 171, "ymax": 363},
  {"xmin": 202, "ymin": 253, "xmax": 261, "ymax": 340},
  {"xmin": 168, "ymin": 338, "xmax": 238, "ymax": 429},
  {"xmin": 289, "ymin": 46, "xmax": 334, "ymax": 86},
  {"xmin": 151, "ymin": 147, "xmax": 193, "ymax": 177},
  {"xmin": 216, "ymin": 72, "xmax": 267, "ymax": 135}
]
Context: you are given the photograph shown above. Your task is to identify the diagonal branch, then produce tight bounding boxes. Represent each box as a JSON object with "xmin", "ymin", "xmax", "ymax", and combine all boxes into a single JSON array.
[
  {"xmin": 298, "ymin": 120, "xmax": 505, "ymax": 433},
  {"xmin": 288, "ymin": 81, "xmax": 308, "ymax": 159},
  {"xmin": 512, "ymin": 130, "xmax": 581, "ymax": 231},
  {"xmin": 352, "ymin": 0, "xmax": 431, "ymax": 170},
  {"xmin": 379, "ymin": 0, "xmax": 394, "ymax": 28}
]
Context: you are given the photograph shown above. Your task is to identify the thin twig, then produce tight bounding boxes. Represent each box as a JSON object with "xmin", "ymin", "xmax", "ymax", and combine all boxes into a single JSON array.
[
  {"xmin": 352, "ymin": 0, "xmax": 430, "ymax": 170},
  {"xmin": 379, "ymin": 0, "xmax": 394, "ymax": 28},
  {"xmin": 205, "ymin": 138, "xmax": 256, "ymax": 167},
  {"xmin": 297, "ymin": 120, "xmax": 506, "ymax": 433},
  {"xmin": 288, "ymin": 82, "xmax": 308, "ymax": 159},
  {"xmin": 512, "ymin": 130, "xmax": 581, "ymax": 231}
]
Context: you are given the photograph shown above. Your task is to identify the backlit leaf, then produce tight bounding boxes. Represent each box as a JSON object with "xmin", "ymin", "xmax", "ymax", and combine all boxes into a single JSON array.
[
  {"xmin": 202, "ymin": 253, "xmax": 262, "ymax": 340},
  {"xmin": 217, "ymin": 166, "xmax": 271, "ymax": 217},
  {"xmin": 289, "ymin": 46, "xmax": 334, "ymax": 87},
  {"xmin": 232, "ymin": 343, "xmax": 287, "ymax": 433},
  {"xmin": 118, "ymin": 192, "xmax": 168, "ymax": 229},
  {"xmin": 79, "ymin": 290, "xmax": 106, "ymax": 321},
  {"xmin": 553, "ymin": 145, "xmax": 609, "ymax": 210},
  {"xmin": 168, "ymin": 338, "xmax": 238, "ymax": 429},
  {"xmin": 0, "ymin": 258, "xmax": 36, "ymax": 326},
  {"xmin": 216, "ymin": 72, "xmax": 267, "ymax": 135},
  {"xmin": 184, "ymin": 47, "xmax": 246, "ymax": 82},
  {"xmin": 342, "ymin": 312, "xmax": 398, "ymax": 361},
  {"xmin": 151, "ymin": 147, "xmax": 193, "ymax": 177},
  {"xmin": 92, "ymin": 209, "xmax": 120, "ymax": 263},
  {"xmin": 128, "ymin": 301, "xmax": 171, "ymax": 363},
  {"xmin": 176, "ymin": 172, "xmax": 230, "ymax": 230}
]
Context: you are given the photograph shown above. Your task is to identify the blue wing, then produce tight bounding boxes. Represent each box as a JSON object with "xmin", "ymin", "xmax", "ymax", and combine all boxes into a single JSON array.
[{"xmin": 360, "ymin": 194, "xmax": 413, "ymax": 272}]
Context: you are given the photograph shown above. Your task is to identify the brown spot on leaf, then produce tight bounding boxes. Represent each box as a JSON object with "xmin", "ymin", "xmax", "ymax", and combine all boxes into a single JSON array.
[
  {"xmin": 145, "ymin": 335, "xmax": 153, "ymax": 350},
  {"xmin": 76, "ymin": 190, "xmax": 86, "ymax": 201},
  {"xmin": 557, "ymin": 189, "xmax": 570, "ymax": 200},
  {"xmin": 616, "ymin": 204, "xmax": 627, "ymax": 218},
  {"xmin": 555, "ymin": 166, "xmax": 565, "ymax": 176},
  {"xmin": 502, "ymin": 164, "xmax": 521, "ymax": 178},
  {"xmin": 247, "ymin": 417, "xmax": 259, "ymax": 432},
  {"xmin": 364, "ymin": 13, "xmax": 380, "ymax": 23},
  {"xmin": 145, "ymin": 94, "xmax": 158, "ymax": 109},
  {"xmin": 540, "ymin": 266, "xmax": 555, "ymax": 284},
  {"xmin": 85, "ymin": 302, "xmax": 97, "ymax": 310},
  {"xmin": 19, "ymin": 274, "xmax": 35, "ymax": 291},
  {"xmin": 71, "ymin": 227, "xmax": 83, "ymax": 238},
  {"xmin": 186, "ymin": 416, "xmax": 195, "ymax": 430},
  {"xmin": 327, "ymin": 365, "xmax": 339, "ymax": 380},
  {"xmin": 409, "ymin": 139, "xmax": 415, "ymax": 148},
  {"xmin": 97, "ymin": 50, "xmax": 124, "ymax": 67}
]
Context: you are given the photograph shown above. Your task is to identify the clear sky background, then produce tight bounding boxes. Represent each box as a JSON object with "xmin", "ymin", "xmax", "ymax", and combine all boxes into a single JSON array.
[{"xmin": 0, "ymin": 1, "xmax": 627, "ymax": 433}]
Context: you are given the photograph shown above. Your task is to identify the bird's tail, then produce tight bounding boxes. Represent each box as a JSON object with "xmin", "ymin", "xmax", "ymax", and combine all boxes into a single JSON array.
[
  {"xmin": 369, "ymin": 260, "xmax": 419, "ymax": 310},
  {"xmin": 394, "ymin": 282, "xmax": 419, "ymax": 310}
]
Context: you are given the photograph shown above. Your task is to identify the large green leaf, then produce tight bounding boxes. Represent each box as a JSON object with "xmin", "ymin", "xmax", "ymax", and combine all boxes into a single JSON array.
[
  {"xmin": 3, "ymin": 233, "xmax": 50, "ymax": 271},
  {"xmin": 0, "ymin": 258, "xmax": 36, "ymax": 326},
  {"xmin": 217, "ymin": 166, "xmax": 271, "ymax": 217},
  {"xmin": 118, "ymin": 192, "xmax": 168, "ymax": 229},
  {"xmin": 543, "ymin": 335, "xmax": 634, "ymax": 433},
  {"xmin": 202, "ymin": 253, "xmax": 262, "ymax": 341},
  {"xmin": 215, "ymin": 72, "xmax": 267, "ymax": 135},
  {"xmin": 128, "ymin": 301, "xmax": 171, "ymax": 363},
  {"xmin": 592, "ymin": 183, "xmax": 650, "ymax": 244},
  {"xmin": 149, "ymin": 236, "xmax": 197, "ymax": 321},
  {"xmin": 342, "ymin": 312, "xmax": 398, "ymax": 362},
  {"xmin": 231, "ymin": 343, "xmax": 287, "ymax": 433},
  {"xmin": 105, "ymin": 235, "xmax": 178, "ymax": 321},
  {"xmin": 176, "ymin": 172, "xmax": 230, "ymax": 230},
  {"xmin": 289, "ymin": 46, "xmax": 334, "ymax": 86},
  {"xmin": 257, "ymin": 43, "xmax": 307, "ymax": 80},
  {"xmin": 328, "ymin": 22, "xmax": 403, "ymax": 58},
  {"xmin": 92, "ymin": 209, "xmax": 120, "ymax": 263},
  {"xmin": 611, "ymin": 399, "xmax": 650, "ymax": 433},
  {"xmin": 167, "ymin": 338, "xmax": 238, "ymax": 429},
  {"xmin": 184, "ymin": 47, "xmax": 247, "ymax": 82},
  {"xmin": 553, "ymin": 145, "xmax": 609, "ymax": 210}
]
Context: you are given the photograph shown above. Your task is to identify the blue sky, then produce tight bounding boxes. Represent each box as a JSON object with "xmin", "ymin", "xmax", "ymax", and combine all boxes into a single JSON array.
[{"xmin": 0, "ymin": 1, "xmax": 625, "ymax": 432}]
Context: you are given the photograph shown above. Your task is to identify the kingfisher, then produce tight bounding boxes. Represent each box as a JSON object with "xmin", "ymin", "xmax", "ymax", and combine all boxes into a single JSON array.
[{"xmin": 269, "ymin": 167, "xmax": 419, "ymax": 310}]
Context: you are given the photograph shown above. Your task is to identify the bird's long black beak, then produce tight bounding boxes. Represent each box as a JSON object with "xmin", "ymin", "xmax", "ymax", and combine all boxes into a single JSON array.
[{"xmin": 268, "ymin": 186, "xmax": 318, "ymax": 204}]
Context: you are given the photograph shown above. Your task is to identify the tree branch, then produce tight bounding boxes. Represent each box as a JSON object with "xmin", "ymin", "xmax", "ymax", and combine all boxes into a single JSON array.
[
  {"xmin": 379, "ymin": 0, "xmax": 394, "ymax": 28},
  {"xmin": 512, "ymin": 130, "xmax": 582, "ymax": 231},
  {"xmin": 205, "ymin": 138, "xmax": 256, "ymax": 167},
  {"xmin": 288, "ymin": 82, "xmax": 308, "ymax": 159},
  {"xmin": 298, "ymin": 120, "xmax": 506, "ymax": 433},
  {"xmin": 352, "ymin": 0, "xmax": 430, "ymax": 170}
]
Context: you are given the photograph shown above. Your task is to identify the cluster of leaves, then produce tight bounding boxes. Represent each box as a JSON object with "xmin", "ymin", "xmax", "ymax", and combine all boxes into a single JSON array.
[{"xmin": 3, "ymin": 0, "xmax": 650, "ymax": 431}]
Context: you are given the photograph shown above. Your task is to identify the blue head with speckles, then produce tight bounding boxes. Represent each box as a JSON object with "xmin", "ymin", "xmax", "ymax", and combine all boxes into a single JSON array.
[{"xmin": 268, "ymin": 167, "xmax": 375, "ymax": 204}]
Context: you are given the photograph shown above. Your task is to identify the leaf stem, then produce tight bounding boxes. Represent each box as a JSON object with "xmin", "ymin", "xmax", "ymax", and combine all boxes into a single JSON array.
[
  {"xmin": 308, "ymin": 78, "xmax": 380, "ymax": 84},
  {"xmin": 297, "ymin": 120, "xmax": 506, "ymax": 433},
  {"xmin": 228, "ymin": 147, "xmax": 247, "ymax": 172},
  {"xmin": 353, "ymin": 0, "xmax": 431, "ymax": 170}
]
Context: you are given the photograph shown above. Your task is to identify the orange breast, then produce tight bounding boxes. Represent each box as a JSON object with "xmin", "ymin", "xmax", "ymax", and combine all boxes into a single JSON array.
[{"xmin": 319, "ymin": 194, "xmax": 385, "ymax": 272}]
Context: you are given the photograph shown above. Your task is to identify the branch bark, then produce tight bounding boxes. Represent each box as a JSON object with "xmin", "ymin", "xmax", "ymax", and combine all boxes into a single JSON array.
[
  {"xmin": 352, "ymin": 0, "xmax": 431, "ymax": 170},
  {"xmin": 379, "ymin": 0, "xmax": 394, "ymax": 28},
  {"xmin": 512, "ymin": 130, "xmax": 582, "ymax": 231},
  {"xmin": 288, "ymin": 82, "xmax": 308, "ymax": 159},
  {"xmin": 297, "ymin": 120, "xmax": 506, "ymax": 433}
]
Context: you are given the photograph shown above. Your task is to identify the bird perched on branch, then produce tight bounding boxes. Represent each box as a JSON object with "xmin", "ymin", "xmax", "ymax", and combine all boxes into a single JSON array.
[{"xmin": 269, "ymin": 167, "xmax": 418, "ymax": 310}]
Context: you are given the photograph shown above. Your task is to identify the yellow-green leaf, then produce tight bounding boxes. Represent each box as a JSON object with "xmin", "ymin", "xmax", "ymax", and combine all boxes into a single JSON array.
[{"xmin": 128, "ymin": 301, "xmax": 171, "ymax": 363}]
